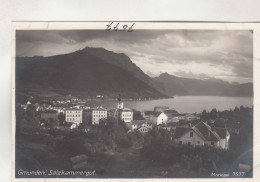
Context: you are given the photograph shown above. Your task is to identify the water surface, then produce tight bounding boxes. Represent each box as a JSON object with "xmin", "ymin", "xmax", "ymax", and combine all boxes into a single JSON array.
[{"xmin": 87, "ymin": 96, "xmax": 253, "ymax": 113}]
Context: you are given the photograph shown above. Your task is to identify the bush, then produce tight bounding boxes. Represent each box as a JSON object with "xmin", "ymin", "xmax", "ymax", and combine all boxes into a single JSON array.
[{"xmin": 116, "ymin": 135, "xmax": 132, "ymax": 148}]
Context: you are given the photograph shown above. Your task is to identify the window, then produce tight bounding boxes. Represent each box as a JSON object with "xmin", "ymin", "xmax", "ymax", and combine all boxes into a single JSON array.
[
  {"xmin": 188, "ymin": 142, "xmax": 191, "ymax": 146},
  {"xmin": 179, "ymin": 141, "xmax": 182, "ymax": 145},
  {"xmin": 197, "ymin": 141, "xmax": 200, "ymax": 144},
  {"xmin": 211, "ymin": 142, "xmax": 214, "ymax": 145},
  {"xmin": 190, "ymin": 132, "xmax": 193, "ymax": 137}
]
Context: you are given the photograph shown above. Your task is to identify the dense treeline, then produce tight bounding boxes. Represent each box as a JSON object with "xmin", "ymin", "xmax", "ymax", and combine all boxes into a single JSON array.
[{"xmin": 141, "ymin": 106, "xmax": 253, "ymax": 176}]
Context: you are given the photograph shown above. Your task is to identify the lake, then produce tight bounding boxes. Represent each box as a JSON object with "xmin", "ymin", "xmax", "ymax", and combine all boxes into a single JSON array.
[{"xmin": 87, "ymin": 96, "xmax": 253, "ymax": 113}]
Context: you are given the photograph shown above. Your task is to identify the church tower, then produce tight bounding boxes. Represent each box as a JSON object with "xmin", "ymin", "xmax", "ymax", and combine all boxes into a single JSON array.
[{"xmin": 117, "ymin": 95, "xmax": 124, "ymax": 109}]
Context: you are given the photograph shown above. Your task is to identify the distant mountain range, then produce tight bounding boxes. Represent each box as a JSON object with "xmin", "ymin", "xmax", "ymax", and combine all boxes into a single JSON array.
[
  {"xmin": 153, "ymin": 72, "xmax": 253, "ymax": 97},
  {"xmin": 16, "ymin": 47, "xmax": 253, "ymax": 98}
]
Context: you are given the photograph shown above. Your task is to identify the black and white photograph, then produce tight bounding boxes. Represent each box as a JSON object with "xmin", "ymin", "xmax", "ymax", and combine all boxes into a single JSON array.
[{"xmin": 13, "ymin": 22, "xmax": 254, "ymax": 179}]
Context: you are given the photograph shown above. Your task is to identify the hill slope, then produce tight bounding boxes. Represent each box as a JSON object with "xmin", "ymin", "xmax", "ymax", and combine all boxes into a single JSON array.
[{"xmin": 15, "ymin": 48, "xmax": 167, "ymax": 99}]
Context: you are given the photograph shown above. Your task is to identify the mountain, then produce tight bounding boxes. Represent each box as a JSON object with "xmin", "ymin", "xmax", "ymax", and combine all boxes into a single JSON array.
[
  {"xmin": 153, "ymin": 73, "xmax": 253, "ymax": 97},
  {"xmin": 15, "ymin": 47, "xmax": 167, "ymax": 99},
  {"xmin": 16, "ymin": 47, "xmax": 253, "ymax": 99}
]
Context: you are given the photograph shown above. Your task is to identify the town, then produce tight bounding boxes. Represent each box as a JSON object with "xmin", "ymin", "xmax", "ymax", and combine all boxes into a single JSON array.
[
  {"xmin": 18, "ymin": 94, "xmax": 233, "ymax": 149},
  {"xmin": 16, "ymin": 94, "xmax": 253, "ymax": 178}
]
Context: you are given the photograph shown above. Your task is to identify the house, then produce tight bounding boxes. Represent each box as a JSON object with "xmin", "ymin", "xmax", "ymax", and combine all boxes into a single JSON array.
[
  {"xmin": 184, "ymin": 114, "xmax": 200, "ymax": 121},
  {"xmin": 173, "ymin": 121, "xmax": 230, "ymax": 149},
  {"xmin": 92, "ymin": 108, "xmax": 107, "ymax": 125},
  {"xmin": 143, "ymin": 111, "xmax": 168, "ymax": 125},
  {"xmin": 163, "ymin": 109, "xmax": 179, "ymax": 117},
  {"xmin": 137, "ymin": 125, "xmax": 152, "ymax": 133},
  {"xmin": 167, "ymin": 114, "xmax": 186, "ymax": 123},
  {"xmin": 158, "ymin": 122, "xmax": 179, "ymax": 131},
  {"xmin": 65, "ymin": 109, "xmax": 83, "ymax": 124},
  {"xmin": 21, "ymin": 100, "xmax": 31, "ymax": 110},
  {"xmin": 130, "ymin": 120, "xmax": 152, "ymax": 133}
]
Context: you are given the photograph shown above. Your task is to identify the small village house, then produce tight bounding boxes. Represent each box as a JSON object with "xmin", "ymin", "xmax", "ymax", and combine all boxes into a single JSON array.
[
  {"xmin": 173, "ymin": 121, "xmax": 230, "ymax": 149},
  {"xmin": 184, "ymin": 113, "xmax": 200, "ymax": 121},
  {"xmin": 167, "ymin": 114, "xmax": 186, "ymax": 123},
  {"xmin": 130, "ymin": 120, "xmax": 153, "ymax": 133},
  {"xmin": 142, "ymin": 111, "xmax": 168, "ymax": 125}
]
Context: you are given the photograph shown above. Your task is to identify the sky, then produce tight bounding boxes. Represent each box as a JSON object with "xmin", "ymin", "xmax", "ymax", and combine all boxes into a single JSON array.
[{"xmin": 16, "ymin": 29, "xmax": 253, "ymax": 83}]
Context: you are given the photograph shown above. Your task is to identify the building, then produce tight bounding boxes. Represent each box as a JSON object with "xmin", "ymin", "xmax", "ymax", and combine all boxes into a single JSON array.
[
  {"xmin": 117, "ymin": 95, "xmax": 124, "ymax": 109},
  {"xmin": 113, "ymin": 95, "xmax": 133, "ymax": 123},
  {"xmin": 130, "ymin": 120, "xmax": 152, "ymax": 133},
  {"xmin": 118, "ymin": 109, "xmax": 133, "ymax": 123},
  {"xmin": 173, "ymin": 121, "xmax": 230, "ymax": 149},
  {"xmin": 167, "ymin": 114, "xmax": 186, "ymax": 123},
  {"xmin": 184, "ymin": 114, "xmax": 200, "ymax": 121},
  {"xmin": 154, "ymin": 106, "xmax": 169, "ymax": 112},
  {"xmin": 92, "ymin": 108, "xmax": 107, "ymax": 125},
  {"xmin": 65, "ymin": 109, "xmax": 83, "ymax": 124},
  {"xmin": 142, "ymin": 111, "xmax": 168, "ymax": 125},
  {"xmin": 156, "ymin": 112, "xmax": 168, "ymax": 125},
  {"xmin": 40, "ymin": 111, "xmax": 58, "ymax": 121},
  {"xmin": 21, "ymin": 100, "xmax": 31, "ymax": 110}
]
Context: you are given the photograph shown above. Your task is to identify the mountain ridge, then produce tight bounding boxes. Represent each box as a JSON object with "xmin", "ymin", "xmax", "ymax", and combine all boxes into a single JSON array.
[
  {"xmin": 16, "ymin": 47, "xmax": 253, "ymax": 98},
  {"xmin": 15, "ymin": 47, "xmax": 168, "ymax": 99},
  {"xmin": 153, "ymin": 72, "xmax": 253, "ymax": 97}
]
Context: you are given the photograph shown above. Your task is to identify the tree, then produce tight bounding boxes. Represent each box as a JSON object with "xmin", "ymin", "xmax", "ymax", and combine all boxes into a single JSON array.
[
  {"xmin": 201, "ymin": 110, "xmax": 209, "ymax": 122},
  {"xmin": 58, "ymin": 112, "xmax": 65, "ymax": 122},
  {"xmin": 133, "ymin": 110, "xmax": 144, "ymax": 120},
  {"xmin": 209, "ymin": 108, "xmax": 218, "ymax": 119}
]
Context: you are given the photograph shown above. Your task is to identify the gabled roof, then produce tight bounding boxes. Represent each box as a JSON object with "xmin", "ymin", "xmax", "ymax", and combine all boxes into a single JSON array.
[
  {"xmin": 66, "ymin": 108, "xmax": 83, "ymax": 111},
  {"xmin": 173, "ymin": 127, "xmax": 191, "ymax": 139},
  {"xmin": 92, "ymin": 108, "xmax": 107, "ymax": 111},
  {"xmin": 192, "ymin": 122, "xmax": 221, "ymax": 141},
  {"xmin": 174, "ymin": 122, "xmax": 224, "ymax": 142},
  {"xmin": 143, "ymin": 111, "xmax": 165, "ymax": 117},
  {"xmin": 144, "ymin": 111, "xmax": 158, "ymax": 116},
  {"xmin": 164, "ymin": 109, "xmax": 179, "ymax": 114}
]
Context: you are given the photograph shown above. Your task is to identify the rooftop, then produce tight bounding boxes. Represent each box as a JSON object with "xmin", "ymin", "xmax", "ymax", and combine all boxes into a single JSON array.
[
  {"xmin": 66, "ymin": 108, "xmax": 83, "ymax": 111},
  {"xmin": 173, "ymin": 121, "xmax": 229, "ymax": 142}
]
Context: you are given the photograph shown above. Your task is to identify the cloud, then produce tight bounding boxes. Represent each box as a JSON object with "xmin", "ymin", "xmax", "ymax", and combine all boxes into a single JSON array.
[
  {"xmin": 16, "ymin": 29, "xmax": 253, "ymax": 83},
  {"xmin": 173, "ymin": 70, "xmax": 215, "ymax": 80}
]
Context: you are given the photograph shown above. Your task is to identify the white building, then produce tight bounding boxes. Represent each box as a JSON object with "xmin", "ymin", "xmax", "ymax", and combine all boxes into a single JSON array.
[
  {"xmin": 92, "ymin": 108, "xmax": 107, "ymax": 125},
  {"xmin": 118, "ymin": 109, "xmax": 133, "ymax": 123},
  {"xmin": 143, "ymin": 111, "xmax": 168, "ymax": 125},
  {"xmin": 173, "ymin": 121, "xmax": 230, "ymax": 149},
  {"xmin": 156, "ymin": 112, "xmax": 168, "ymax": 125},
  {"xmin": 65, "ymin": 109, "xmax": 83, "ymax": 124}
]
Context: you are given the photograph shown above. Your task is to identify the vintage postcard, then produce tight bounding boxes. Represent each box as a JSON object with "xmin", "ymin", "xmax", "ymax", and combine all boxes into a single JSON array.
[{"xmin": 12, "ymin": 22, "xmax": 260, "ymax": 181}]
